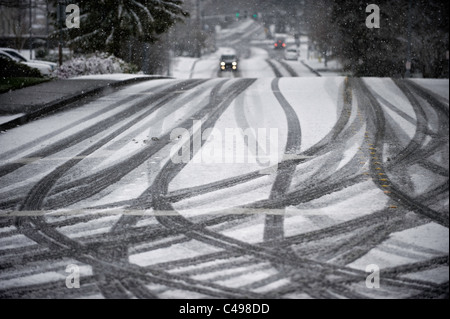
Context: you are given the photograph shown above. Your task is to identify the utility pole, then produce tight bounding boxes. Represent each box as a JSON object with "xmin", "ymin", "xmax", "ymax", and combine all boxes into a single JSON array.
[
  {"xmin": 46, "ymin": 0, "xmax": 49, "ymax": 54},
  {"xmin": 29, "ymin": 0, "xmax": 33, "ymax": 60},
  {"xmin": 57, "ymin": 0, "xmax": 65, "ymax": 66},
  {"xmin": 195, "ymin": 0, "xmax": 202, "ymax": 58},
  {"xmin": 446, "ymin": 50, "xmax": 449, "ymax": 79},
  {"xmin": 405, "ymin": 0, "xmax": 412, "ymax": 78}
]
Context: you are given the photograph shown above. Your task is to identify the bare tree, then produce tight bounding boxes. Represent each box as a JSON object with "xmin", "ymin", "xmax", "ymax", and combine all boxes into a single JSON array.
[{"xmin": 0, "ymin": 0, "xmax": 29, "ymax": 50}]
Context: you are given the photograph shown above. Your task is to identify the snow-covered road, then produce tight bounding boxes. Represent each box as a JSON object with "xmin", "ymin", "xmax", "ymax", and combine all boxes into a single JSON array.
[
  {"xmin": 0, "ymin": 74, "xmax": 448, "ymax": 299},
  {"xmin": 172, "ymin": 19, "xmax": 319, "ymax": 79}
]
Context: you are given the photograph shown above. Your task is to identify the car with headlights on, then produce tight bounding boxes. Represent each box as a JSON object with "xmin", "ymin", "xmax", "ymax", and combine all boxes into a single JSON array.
[{"xmin": 220, "ymin": 54, "xmax": 239, "ymax": 72}]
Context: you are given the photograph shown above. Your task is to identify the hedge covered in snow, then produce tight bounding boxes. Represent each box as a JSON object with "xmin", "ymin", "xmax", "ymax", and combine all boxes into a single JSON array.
[{"xmin": 56, "ymin": 52, "xmax": 138, "ymax": 79}]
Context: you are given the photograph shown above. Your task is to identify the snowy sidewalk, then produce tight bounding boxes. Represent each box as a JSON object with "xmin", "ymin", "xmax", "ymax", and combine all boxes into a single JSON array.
[
  {"xmin": 0, "ymin": 75, "xmax": 158, "ymax": 130},
  {"xmin": 300, "ymin": 57, "xmax": 345, "ymax": 77},
  {"xmin": 300, "ymin": 58, "xmax": 344, "ymax": 77}
]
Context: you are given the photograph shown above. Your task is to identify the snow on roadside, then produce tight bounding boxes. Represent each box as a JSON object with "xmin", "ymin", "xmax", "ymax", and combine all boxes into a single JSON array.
[
  {"xmin": 56, "ymin": 53, "xmax": 137, "ymax": 79},
  {"xmin": 0, "ymin": 114, "xmax": 25, "ymax": 126},
  {"xmin": 411, "ymin": 79, "xmax": 449, "ymax": 101},
  {"xmin": 171, "ymin": 57, "xmax": 197, "ymax": 79},
  {"xmin": 69, "ymin": 74, "xmax": 154, "ymax": 81}
]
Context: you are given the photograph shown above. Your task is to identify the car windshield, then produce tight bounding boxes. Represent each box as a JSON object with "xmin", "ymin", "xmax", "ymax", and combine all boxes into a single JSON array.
[
  {"xmin": 0, "ymin": 51, "xmax": 14, "ymax": 61},
  {"xmin": 0, "ymin": 0, "xmax": 448, "ymax": 301},
  {"xmin": 221, "ymin": 55, "xmax": 237, "ymax": 61},
  {"xmin": 4, "ymin": 50, "xmax": 27, "ymax": 62}
]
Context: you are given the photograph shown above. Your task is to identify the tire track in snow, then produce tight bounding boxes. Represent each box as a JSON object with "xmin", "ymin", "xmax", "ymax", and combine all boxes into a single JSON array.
[
  {"xmin": 0, "ymin": 81, "xmax": 193, "ymax": 179},
  {"xmin": 263, "ymin": 78, "xmax": 302, "ymax": 242},
  {"xmin": 278, "ymin": 60, "xmax": 299, "ymax": 77},
  {"xmin": 0, "ymin": 81, "xmax": 168, "ymax": 162},
  {"xmin": 159, "ymin": 78, "xmax": 354, "ymax": 209},
  {"xmin": 8, "ymin": 81, "xmax": 260, "ymax": 299},
  {"xmin": 265, "ymin": 59, "xmax": 283, "ymax": 78},
  {"xmin": 1, "ymin": 77, "xmax": 448, "ymax": 299},
  {"xmin": 354, "ymin": 78, "xmax": 448, "ymax": 227},
  {"xmin": 144, "ymin": 80, "xmax": 376, "ymax": 298},
  {"xmin": 17, "ymin": 80, "xmax": 207, "ymax": 211},
  {"xmin": 10, "ymin": 214, "xmax": 267, "ymax": 298},
  {"xmin": 142, "ymin": 78, "xmax": 369, "ymax": 298}
]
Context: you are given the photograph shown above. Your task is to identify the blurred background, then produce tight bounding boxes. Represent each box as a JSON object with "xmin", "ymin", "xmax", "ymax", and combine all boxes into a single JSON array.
[{"xmin": 0, "ymin": 0, "xmax": 448, "ymax": 78}]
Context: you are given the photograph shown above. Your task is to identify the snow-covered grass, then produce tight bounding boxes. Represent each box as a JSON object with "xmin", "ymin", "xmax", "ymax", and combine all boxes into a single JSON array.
[{"xmin": 171, "ymin": 57, "xmax": 197, "ymax": 79}]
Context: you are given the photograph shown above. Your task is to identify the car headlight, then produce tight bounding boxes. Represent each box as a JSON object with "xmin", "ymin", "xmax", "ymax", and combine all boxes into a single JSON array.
[
  {"xmin": 221, "ymin": 62, "xmax": 225, "ymax": 66},
  {"xmin": 232, "ymin": 62, "xmax": 237, "ymax": 66}
]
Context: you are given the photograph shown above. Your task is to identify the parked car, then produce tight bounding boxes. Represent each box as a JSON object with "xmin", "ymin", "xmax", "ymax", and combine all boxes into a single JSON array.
[
  {"xmin": 0, "ymin": 50, "xmax": 52, "ymax": 76},
  {"xmin": 0, "ymin": 48, "xmax": 57, "ymax": 72},
  {"xmin": 284, "ymin": 47, "xmax": 300, "ymax": 60}
]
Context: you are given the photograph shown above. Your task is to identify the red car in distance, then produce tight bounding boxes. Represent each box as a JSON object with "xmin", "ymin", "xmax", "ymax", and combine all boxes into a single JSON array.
[{"xmin": 274, "ymin": 38, "xmax": 286, "ymax": 49}]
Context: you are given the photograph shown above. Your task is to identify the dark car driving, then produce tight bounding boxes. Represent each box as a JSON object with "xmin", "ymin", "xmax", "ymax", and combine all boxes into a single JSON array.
[
  {"xmin": 220, "ymin": 54, "xmax": 239, "ymax": 71},
  {"xmin": 274, "ymin": 37, "xmax": 286, "ymax": 49}
]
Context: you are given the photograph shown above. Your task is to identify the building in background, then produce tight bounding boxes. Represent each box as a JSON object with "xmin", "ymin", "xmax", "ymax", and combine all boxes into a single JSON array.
[{"xmin": 0, "ymin": 0, "xmax": 54, "ymax": 52}]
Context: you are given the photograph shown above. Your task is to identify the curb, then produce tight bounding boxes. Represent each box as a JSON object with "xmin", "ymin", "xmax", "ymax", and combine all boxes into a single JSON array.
[
  {"xmin": 0, "ymin": 76, "xmax": 169, "ymax": 132},
  {"xmin": 300, "ymin": 60, "xmax": 322, "ymax": 77},
  {"xmin": 189, "ymin": 59, "xmax": 200, "ymax": 79}
]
